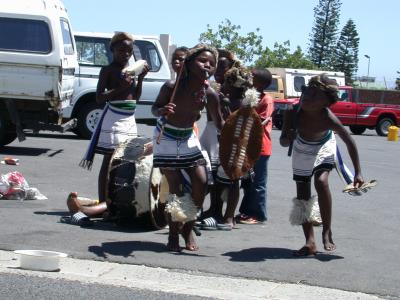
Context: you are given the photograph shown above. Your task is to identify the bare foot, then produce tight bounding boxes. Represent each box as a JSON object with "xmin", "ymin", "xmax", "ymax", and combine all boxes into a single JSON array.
[
  {"xmin": 181, "ymin": 223, "xmax": 199, "ymax": 251},
  {"xmin": 67, "ymin": 192, "xmax": 81, "ymax": 214},
  {"xmin": 293, "ymin": 243, "xmax": 317, "ymax": 257},
  {"xmin": 167, "ymin": 234, "xmax": 181, "ymax": 252},
  {"xmin": 322, "ymin": 229, "xmax": 336, "ymax": 251}
]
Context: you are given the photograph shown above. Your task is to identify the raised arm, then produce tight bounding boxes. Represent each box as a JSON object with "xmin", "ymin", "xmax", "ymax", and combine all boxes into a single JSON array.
[
  {"xmin": 134, "ymin": 64, "xmax": 149, "ymax": 101},
  {"xmin": 96, "ymin": 67, "xmax": 132, "ymax": 104}
]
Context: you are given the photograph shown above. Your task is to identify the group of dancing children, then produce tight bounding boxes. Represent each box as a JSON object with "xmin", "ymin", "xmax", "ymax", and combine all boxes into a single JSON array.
[{"xmin": 75, "ymin": 31, "xmax": 370, "ymax": 256}]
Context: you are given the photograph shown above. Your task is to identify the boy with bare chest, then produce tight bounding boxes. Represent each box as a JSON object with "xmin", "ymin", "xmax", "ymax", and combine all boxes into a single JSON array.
[
  {"xmin": 280, "ymin": 75, "xmax": 364, "ymax": 256},
  {"xmin": 151, "ymin": 44, "xmax": 224, "ymax": 252}
]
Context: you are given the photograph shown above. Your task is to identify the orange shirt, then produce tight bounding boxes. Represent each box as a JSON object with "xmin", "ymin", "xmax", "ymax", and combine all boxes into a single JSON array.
[{"xmin": 256, "ymin": 92, "xmax": 274, "ymax": 155}]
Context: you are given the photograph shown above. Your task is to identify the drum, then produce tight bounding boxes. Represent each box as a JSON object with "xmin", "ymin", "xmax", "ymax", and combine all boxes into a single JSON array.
[{"xmin": 106, "ymin": 137, "xmax": 168, "ymax": 229}]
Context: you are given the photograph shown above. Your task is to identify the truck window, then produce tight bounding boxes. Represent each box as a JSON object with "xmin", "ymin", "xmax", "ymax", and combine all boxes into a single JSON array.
[
  {"xmin": 294, "ymin": 76, "xmax": 305, "ymax": 92},
  {"xmin": 60, "ymin": 18, "xmax": 74, "ymax": 55},
  {"xmin": 266, "ymin": 78, "xmax": 278, "ymax": 92},
  {"xmin": 338, "ymin": 90, "xmax": 349, "ymax": 101},
  {"xmin": 0, "ymin": 17, "xmax": 51, "ymax": 53},
  {"xmin": 76, "ymin": 37, "xmax": 110, "ymax": 66},
  {"xmin": 132, "ymin": 40, "xmax": 161, "ymax": 72}
]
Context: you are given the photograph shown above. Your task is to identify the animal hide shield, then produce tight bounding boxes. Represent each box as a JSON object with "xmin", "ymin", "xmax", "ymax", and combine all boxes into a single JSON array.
[{"xmin": 219, "ymin": 106, "xmax": 263, "ymax": 180}]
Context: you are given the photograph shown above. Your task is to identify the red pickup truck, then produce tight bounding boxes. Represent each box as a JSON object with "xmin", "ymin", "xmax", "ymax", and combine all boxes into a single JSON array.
[{"xmin": 272, "ymin": 86, "xmax": 400, "ymax": 136}]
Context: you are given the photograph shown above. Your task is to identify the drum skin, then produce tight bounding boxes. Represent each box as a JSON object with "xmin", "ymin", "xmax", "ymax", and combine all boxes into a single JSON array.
[
  {"xmin": 106, "ymin": 137, "xmax": 167, "ymax": 229},
  {"xmin": 219, "ymin": 106, "xmax": 263, "ymax": 180}
]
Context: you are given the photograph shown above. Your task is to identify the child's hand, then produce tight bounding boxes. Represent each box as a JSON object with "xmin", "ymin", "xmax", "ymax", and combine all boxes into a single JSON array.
[
  {"xmin": 353, "ymin": 173, "xmax": 364, "ymax": 188},
  {"xmin": 158, "ymin": 103, "xmax": 175, "ymax": 116},
  {"xmin": 120, "ymin": 73, "xmax": 133, "ymax": 87},
  {"xmin": 138, "ymin": 63, "xmax": 150, "ymax": 80}
]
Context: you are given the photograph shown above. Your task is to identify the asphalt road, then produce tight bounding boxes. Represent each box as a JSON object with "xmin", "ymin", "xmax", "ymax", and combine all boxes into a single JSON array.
[{"xmin": 0, "ymin": 122, "xmax": 398, "ymax": 299}]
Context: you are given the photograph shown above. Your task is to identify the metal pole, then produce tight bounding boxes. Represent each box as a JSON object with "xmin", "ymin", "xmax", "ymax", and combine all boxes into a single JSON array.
[{"xmin": 365, "ymin": 55, "xmax": 370, "ymax": 87}]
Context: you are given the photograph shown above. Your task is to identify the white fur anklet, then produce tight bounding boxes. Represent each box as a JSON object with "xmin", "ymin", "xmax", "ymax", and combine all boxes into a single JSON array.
[
  {"xmin": 289, "ymin": 197, "xmax": 307, "ymax": 225},
  {"xmin": 305, "ymin": 195, "xmax": 322, "ymax": 225},
  {"xmin": 289, "ymin": 196, "xmax": 322, "ymax": 225},
  {"xmin": 165, "ymin": 193, "xmax": 198, "ymax": 223}
]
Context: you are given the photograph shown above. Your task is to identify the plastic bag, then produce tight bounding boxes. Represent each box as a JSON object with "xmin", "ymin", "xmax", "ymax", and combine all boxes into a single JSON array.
[{"xmin": 0, "ymin": 171, "xmax": 29, "ymax": 200}]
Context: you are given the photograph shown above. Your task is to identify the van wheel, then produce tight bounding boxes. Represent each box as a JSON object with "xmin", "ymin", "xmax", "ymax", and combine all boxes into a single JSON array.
[
  {"xmin": 0, "ymin": 116, "xmax": 17, "ymax": 146},
  {"xmin": 376, "ymin": 117, "xmax": 394, "ymax": 136},
  {"xmin": 76, "ymin": 102, "xmax": 104, "ymax": 139},
  {"xmin": 349, "ymin": 125, "xmax": 366, "ymax": 135}
]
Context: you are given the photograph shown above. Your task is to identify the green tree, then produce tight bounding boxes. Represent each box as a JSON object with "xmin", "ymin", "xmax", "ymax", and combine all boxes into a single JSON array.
[
  {"xmin": 308, "ymin": 0, "xmax": 342, "ymax": 69},
  {"xmin": 254, "ymin": 40, "xmax": 316, "ymax": 69},
  {"xmin": 333, "ymin": 19, "xmax": 359, "ymax": 85},
  {"xmin": 199, "ymin": 19, "xmax": 263, "ymax": 64}
]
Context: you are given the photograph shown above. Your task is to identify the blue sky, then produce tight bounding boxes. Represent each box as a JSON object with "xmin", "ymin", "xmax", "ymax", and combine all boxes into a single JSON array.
[{"xmin": 63, "ymin": 0, "xmax": 399, "ymax": 87}]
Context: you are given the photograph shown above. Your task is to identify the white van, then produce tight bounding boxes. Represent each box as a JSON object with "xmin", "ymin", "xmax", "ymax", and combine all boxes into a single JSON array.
[
  {"xmin": 63, "ymin": 32, "xmax": 171, "ymax": 139},
  {"xmin": 0, "ymin": 0, "xmax": 78, "ymax": 145}
]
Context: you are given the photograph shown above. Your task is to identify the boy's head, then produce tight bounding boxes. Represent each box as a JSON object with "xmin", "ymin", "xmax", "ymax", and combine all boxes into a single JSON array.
[
  {"xmin": 185, "ymin": 43, "xmax": 218, "ymax": 79},
  {"xmin": 251, "ymin": 69, "xmax": 272, "ymax": 93},
  {"xmin": 109, "ymin": 32, "xmax": 134, "ymax": 65},
  {"xmin": 223, "ymin": 66, "xmax": 253, "ymax": 97},
  {"xmin": 301, "ymin": 74, "xmax": 339, "ymax": 110},
  {"xmin": 171, "ymin": 46, "xmax": 189, "ymax": 74},
  {"xmin": 214, "ymin": 48, "xmax": 237, "ymax": 84}
]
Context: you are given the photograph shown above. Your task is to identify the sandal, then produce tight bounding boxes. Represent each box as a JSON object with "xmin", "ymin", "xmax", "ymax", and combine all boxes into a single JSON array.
[
  {"xmin": 216, "ymin": 223, "xmax": 233, "ymax": 231},
  {"xmin": 60, "ymin": 212, "xmax": 93, "ymax": 227},
  {"xmin": 343, "ymin": 179, "xmax": 377, "ymax": 196},
  {"xmin": 238, "ymin": 217, "xmax": 264, "ymax": 225},
  {"xmin": 199, "ymin": 217, "xmax": 218, "ymax": 230}
]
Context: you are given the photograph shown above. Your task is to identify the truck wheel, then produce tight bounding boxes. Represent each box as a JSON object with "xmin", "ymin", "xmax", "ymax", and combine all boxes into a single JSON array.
[
  {"xmin": 349, "ymin": 125, "xmax": 366, "ymax": 135},
  {"xmin": 0, "ymin": 116, "xmax": 17, "ymax": 146},
  {"xmin": 76, "ymin": 101, "xmax": 104, "ymax": 139},
  {"xmin": 376, "ymin": 117, "xmax": 394, "ymax": 136}
]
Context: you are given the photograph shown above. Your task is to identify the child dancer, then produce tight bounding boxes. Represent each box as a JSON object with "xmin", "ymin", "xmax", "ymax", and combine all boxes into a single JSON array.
[
  {"xmin": 151, "ymin": 44, "xmax": 223, "ymax": 252},
  {"xmin": 280, "ymin": 74, "xmax": 364, "ymax": 256}
]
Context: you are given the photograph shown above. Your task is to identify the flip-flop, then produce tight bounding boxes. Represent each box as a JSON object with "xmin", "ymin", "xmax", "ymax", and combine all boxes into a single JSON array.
[
  {"xmin": 238, "ymin": 217, "xmax": 264, "ymax": 225},
  {"xmin": 343, "ymin": 179, "xmax": 377, "ymax": 196},
  {"xmin": 70, "ymin": 212, "xmax": 93, "ymax": 227},
  {"xmin": 199, "ymin": 217, "xmax": 218, "ymax": 230},
  {"xmin": 216, "ymin": 223, "xmax": 233, "ymax": 231}
]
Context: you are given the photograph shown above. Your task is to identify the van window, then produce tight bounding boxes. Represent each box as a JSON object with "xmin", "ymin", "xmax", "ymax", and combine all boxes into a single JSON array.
[
  {"xmin": 60, "ymin": 18, "xmax": 74, "ymax": 55},
  {"xmin": 266, "ymin": 78, "xmax": 278, "ymax": 92},
  {"xmin": 0, "ymin": 17, "xmax": 51, "ymax": 53},
  {"xmin": 133, "ymin": 40, "xmax": 161, "ymax": 71},
  {"xmin": 294, "ymin": 76, "xmax": 305, "ymax": 92},
  {"xmin": 75, "ymin": 37, "xmax": 110, "ymax": 66}
]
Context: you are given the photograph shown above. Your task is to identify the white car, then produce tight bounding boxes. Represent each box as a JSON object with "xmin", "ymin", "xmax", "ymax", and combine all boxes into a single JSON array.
[{"xmin": 63, "ymin": 32, "xmax": 171, "ymax": 139}]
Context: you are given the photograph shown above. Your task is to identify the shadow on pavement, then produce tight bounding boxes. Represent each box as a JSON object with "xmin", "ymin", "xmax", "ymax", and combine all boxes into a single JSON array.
[
  {"xmin": 34, "ymin": 210, "xmax": 70, "ymax": 217},
  {"xmin": 88, "ymin": 240, "xmax": 168, "ymax": 258},
  {"xmin": 25, "ymin": 132, "xmax": 84, "ymax": 140},
  {"xmin": 223, "ymin": 247, "xmax": 344, "ymax": 262},
  {"xmin": 0, "ymin": 146, "xmax": 51, "ymax": 156}
]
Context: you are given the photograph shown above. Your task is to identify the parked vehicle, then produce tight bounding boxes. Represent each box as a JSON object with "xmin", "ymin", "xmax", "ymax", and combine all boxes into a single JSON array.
[
  {"xmin": 272, "ymin": 86, "xmax": 400, "ymax": 136},
  {"xmin": 0, "ymin": 0, "xmax": 78, "ymax": 146},
  {"xmin": 269, "ymin": 69, "xmax": 345, "ymax": 129},
  {"xmin": 266, "ymin": 68, "xmax": 345, "ymax": 100},
  {"xmin": 331, "ymin": 86, "xmax": 400, "ymax": 136},
  {"xmin": 63, "ymin": 32, "xmax": 171, "ymax": 139}
]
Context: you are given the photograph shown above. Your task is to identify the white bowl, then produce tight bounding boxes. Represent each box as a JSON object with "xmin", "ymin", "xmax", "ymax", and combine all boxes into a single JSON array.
[{"xmin": 14, "ymin": 250, "xmax": 68, "ymax": 272}]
